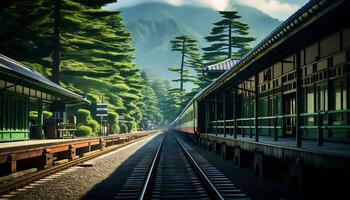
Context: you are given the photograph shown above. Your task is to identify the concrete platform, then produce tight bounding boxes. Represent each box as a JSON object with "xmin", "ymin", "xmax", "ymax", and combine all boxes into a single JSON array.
[
  {"xmin": 221, "ymin": 134, "xmax": 350, "ymax": 158},
  {"xmin": 200, "ymin": 133, "xmax": 350, "ymax": 171},
  {"xmin": 0, "ymin": 132, "xmax": 150, "ymax": 153},
  {"xmin": 0, "ymin": 131, "xmax": 157, "ymax": 174}
]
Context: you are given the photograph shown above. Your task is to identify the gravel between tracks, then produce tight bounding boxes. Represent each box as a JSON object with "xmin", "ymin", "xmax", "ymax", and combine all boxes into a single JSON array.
[{"xmin": 6, "ymin": 133, "xmax": 162, "ymax": 200}]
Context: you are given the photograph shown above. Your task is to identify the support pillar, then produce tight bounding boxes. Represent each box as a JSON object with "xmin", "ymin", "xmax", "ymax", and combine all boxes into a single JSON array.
[
  {"xmin": 215, "ymin": 94, "xmax": 218, "ymax": 136},
  {"xmin": 8, "ymin": 154, "xmax": 17, "ymax": 174},
  {"xmin": 37, "ymin": 100, "xmax": 43, "ymax": 139},
  {"xmin": 289, "ymin": 157, "xmax": 303, "ymax": 199},
  {"xmin": 296, "ymin": 51, "xmax": 302, "ymax": 147},
  {"xmin": 233, "ymin": 146, "xmax": 241, "ymax": 167},
  {"xmin": 223, "ymin": 93, "xmax": 226, "ymax": 137},
  {"xmin": 253, "ymin": 151, "xmax": 263, "ymax": 177},
  {"xmin": 221, "ymin": 143, "xmax": 228, "ymax": 160},
  {"xmin": 205, "ymin": 101, "xmax": 209, "ymax": 133},
  {"xmin": 68, "ymin": 145, "xmax": 76, "ymax": 160},
  {"xmin": 255, "ymin": 74, "xmax": 259, "ymax": 142},
  {"xmin": 317, "ymin": 111, "xmax": 323, "ymax": 146},
  {"xmin": 234, "ymin": 88, "xmax": 238, "ymax": 139},
  {"xmin": 100, "ymin": 138, "xmax": 106, "ymax": 150},
  {"xmin": 274, "ymin": 115, "xmax": 278, "ymax": 141},
  {"xmin": 212, "ymin": 141, "xmax": 217, "ymax": 154},
  {"xmin": 43, "ymin": 149, "xmax": 53, "ymax": 168}
]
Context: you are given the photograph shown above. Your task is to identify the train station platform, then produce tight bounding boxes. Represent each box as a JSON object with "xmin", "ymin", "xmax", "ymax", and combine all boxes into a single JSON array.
[
  {"xmin": 215, "ymin": 134, "xmax": 350, "ymax": 158},
  {"xmin": 0, "ymin": 133, "xmax": 141, "ymax": 153},
  {"xmin": 199, "ymin": 133, "xmax": 350, "ymax": 172},
  {"xmin": 0, "ymin": 132, "xmax": 157, "ymax": 174}
]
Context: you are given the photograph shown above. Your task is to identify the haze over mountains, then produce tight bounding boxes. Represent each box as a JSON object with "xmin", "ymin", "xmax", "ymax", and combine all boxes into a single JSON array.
[{"xmin": 117, "ymin": 2, "xmax": 281, "ymax": 82}]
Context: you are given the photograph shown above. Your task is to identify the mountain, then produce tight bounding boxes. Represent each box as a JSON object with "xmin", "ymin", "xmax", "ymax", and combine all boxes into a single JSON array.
[{"xmin": 117, "ymin": 2, "xmax": 281, "ymax": 83}]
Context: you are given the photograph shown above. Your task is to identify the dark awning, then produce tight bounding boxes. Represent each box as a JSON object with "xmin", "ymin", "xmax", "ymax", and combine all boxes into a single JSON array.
[{"xmin": 0, "ymin": 54, "xmax": 90, "ymax": 104}]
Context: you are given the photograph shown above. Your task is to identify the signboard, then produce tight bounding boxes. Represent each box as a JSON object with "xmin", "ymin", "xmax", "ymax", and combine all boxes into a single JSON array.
[{"xmin": 96, "ymin": 103, "xmax": 108, "ymax": 117}]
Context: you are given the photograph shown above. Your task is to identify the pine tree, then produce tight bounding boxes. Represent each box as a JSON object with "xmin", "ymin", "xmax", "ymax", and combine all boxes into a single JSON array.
[
  {"xmin": 203, "ymin": 11, "xmax": 255, "ymax": 65},
  {"xmin": 169, "ymin": 35, "xmax": 201, "ymax": 105},
  {"xmin": 0, "ymin": 0, "xmax": 145, "ymax": 133}
]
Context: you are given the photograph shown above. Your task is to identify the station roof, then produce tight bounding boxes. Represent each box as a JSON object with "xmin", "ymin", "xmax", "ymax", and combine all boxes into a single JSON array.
[
  {"xmin": 204, "ymin": 58, "xmax": 239, "ymax": 72},
  {"xmin": 0, "ymin": 54, "xmax": 89, "ymax": 104}
]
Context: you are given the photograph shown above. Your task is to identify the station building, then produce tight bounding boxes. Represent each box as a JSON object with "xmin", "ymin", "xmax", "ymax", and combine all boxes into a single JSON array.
[
  {"xmin": 0, "ymin": 54, "xmax": 88, "ymax": 142},
  {"xmin": 200, "ymin": 0, "xmax": 350, "ymax": 146}
]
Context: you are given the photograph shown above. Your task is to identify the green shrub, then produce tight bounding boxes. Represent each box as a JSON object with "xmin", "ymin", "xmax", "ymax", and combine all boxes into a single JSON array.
[
  {"xmin": 29, "ymin": 111, "xmax": 52, "ymax": 120},
  {"xmin": 108, "ymin": 112, "xmax": 120, "ymax": 134},
  {"xmin": 120, "ymin": 123, "xmax": 128, "ymax": 133},
  {"xmin": 87, "ymin": 119, "xmax": 100, "ymax": 135},
  {"xmin": 29, "ymin": 111, "xmax": 38, "ymax": 121},
  {"xmin": 110, "ymin": 123, "xmax": 120, "ymax": 134},
  {"xmin": 76, "ymin": 109, "xmax": 91, "ymax": 124},
  {"xmin": 76, "ymin": 126, "xmax": 92, "ymax": 137},
  {"xmin": 125, "ymin": 121, "xmax": 134, "ymax": 133},
  {"xmin": 43, "ymin": 111, "xmax": 53, "ymax": 119}
]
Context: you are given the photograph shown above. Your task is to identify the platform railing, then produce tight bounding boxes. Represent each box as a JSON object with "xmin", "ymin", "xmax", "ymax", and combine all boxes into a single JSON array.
[{"xmin": 208, "ymin": 109, "xmax": 350, "ymax": 145}]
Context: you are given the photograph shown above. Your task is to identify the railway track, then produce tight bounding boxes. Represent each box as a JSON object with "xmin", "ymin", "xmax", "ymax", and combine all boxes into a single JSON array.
[
  {"xmin": 0, "ymin": 133, "xmax": 157, "ymax": 195},
  {"xmin": 116, "ymin": 131, "xmax": 249, "ymax": 200}
]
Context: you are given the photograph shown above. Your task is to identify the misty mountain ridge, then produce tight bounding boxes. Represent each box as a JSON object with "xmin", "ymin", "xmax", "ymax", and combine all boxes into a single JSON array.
[{"xmin": 118, "ymin": 2, "xmax": 281, "ymax": 85}]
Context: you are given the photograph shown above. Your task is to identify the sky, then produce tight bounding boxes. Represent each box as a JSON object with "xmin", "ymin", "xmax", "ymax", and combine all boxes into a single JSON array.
[{"xmin": 106, "ymin": 0, "xmax": 309, "ymax": 20}]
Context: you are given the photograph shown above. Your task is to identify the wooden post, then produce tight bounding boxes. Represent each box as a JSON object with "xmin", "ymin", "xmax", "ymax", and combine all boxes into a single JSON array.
[
  {"xmin": 223, "ymin": 93, "xmax": 226, "ymax": 137},
  {"xmin": 234, "ymin": 88, "xmax": 238, "ymax": 139},
  {"xmin": 317, "ymin": 111, "xmax": 323, "ymax": 146},
  {"xmin": 8, "ymin": 154, "xmax": 17, "ymax": 174},
  {"xmin": 37, "ymin": 100, "xmax": 43, "ymax": 139},
  {"xmin": 215, "ymin": 94, "xmax": 218, "ymax": 136},
  {"xmin": 255, "ymin": 74, "xmax": 259, "ymax": 142},
  {"xmin": 296, "ymin": 52, "xmax": 302, "ymax": 147},
  {"xmin": 205, "ymin": 101, "xmax": 209, "ymax": 133}
]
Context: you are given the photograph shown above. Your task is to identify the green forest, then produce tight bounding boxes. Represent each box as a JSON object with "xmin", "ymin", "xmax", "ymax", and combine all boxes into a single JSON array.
[{"xmin": 0, "ymin": 0, "xmax": 254, "ymax": 135}]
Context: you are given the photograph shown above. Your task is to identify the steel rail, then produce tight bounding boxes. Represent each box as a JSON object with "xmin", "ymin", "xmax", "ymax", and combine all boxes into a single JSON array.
[
  {"xmin": 138, "ymin": 133, "xmax": 166, "ymax": 200},
  {"xmin": 173, "ymin": 133, "xmax": 225, "ymax": 200},
  {"xmin": 0, "ymin": 133, "xmax": 156, "ymax": 195}
]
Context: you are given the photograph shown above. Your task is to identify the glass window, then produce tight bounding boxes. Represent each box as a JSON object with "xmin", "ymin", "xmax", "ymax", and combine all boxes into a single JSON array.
[
  {"xmin": 307, "ymin": 89, "xmax": 315, "ymax": 113},
  {"xmin": 335, "ymin": 86, "xmax": 342, "ymax": 110}
]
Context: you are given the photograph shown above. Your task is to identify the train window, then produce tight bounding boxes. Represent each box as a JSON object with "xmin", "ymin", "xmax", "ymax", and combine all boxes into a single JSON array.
[
  {"xmin": 320, "ymin": 32, "xmax": 340, "ymax": 58},
  {"xmin": 343, "ymin": 29, "xmax": 350, "ymax": 48},
  {"xmin": 305, "ymin": 43, "xmax": 319, "ymax": 64}
]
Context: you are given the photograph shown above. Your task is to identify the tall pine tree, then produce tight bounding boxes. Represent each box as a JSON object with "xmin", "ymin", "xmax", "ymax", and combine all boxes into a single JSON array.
[
  {"xmin": 169, "ymin": 35, "xmax": 201, "ymax": 105},
  {"xmin": 203, "ymin": 11, "xmax": 255, "ymax": 65}
]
